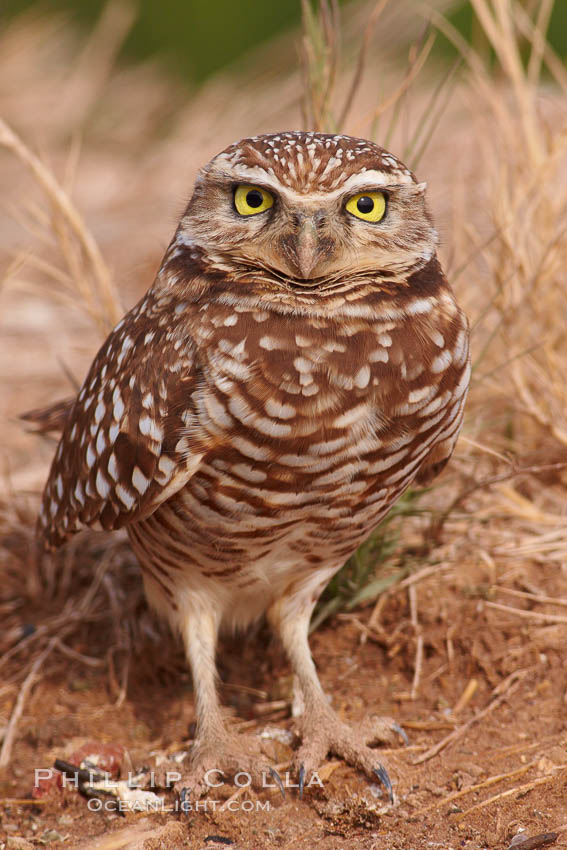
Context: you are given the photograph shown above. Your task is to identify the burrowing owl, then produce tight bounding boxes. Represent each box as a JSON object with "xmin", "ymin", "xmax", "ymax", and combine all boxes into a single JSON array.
[{"xmin": 38, "ymin": 132, "xmax": 470, "ymax": 799}]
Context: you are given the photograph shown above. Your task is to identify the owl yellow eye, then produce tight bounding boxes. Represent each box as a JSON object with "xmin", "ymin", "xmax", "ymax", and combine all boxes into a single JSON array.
[
  {"xmin": 345, "ymin": 191, "xmax": 387, "ymax": 223},
  {"xmin": 234, "ymin": 184, "xmax": 274, "ymax": 216}
]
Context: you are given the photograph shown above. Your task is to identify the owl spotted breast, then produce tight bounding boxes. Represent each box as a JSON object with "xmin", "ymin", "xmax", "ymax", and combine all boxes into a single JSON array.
[{"xmin": 38, "ymin": 131, "xmax": 470, "ymax": 798}]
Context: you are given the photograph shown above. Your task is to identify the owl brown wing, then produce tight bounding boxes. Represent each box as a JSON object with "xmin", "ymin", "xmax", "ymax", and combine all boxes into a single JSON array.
[
  {"xmin": 412, "ymin": 302, "xmax": 471, "ymax": 487},
  {"xmin": 38, "ymin": 292, "xmax": 208, "ymax": 550}
]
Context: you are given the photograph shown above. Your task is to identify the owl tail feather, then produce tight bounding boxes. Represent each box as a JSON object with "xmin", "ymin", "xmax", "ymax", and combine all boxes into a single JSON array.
[{"xmin": 20, "ymin": 397, "xmax": 75, "ymax": 435}]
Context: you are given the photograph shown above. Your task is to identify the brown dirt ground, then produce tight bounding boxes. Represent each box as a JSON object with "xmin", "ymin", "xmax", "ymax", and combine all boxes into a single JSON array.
[{"xmin": 1, "ymin": 533, "xmax": 567, "ymax": 850}]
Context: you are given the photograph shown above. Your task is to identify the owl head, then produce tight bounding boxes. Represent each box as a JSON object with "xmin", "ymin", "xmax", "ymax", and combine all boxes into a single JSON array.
[{"xmin": 175, "ymin": 132, "xmax": 437, "ymax": 288}]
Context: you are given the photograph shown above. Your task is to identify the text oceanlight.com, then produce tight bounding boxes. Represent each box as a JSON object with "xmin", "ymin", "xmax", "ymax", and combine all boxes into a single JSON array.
[{"xmin": 86, "ymin": 797, "xmax": 272, "ymax": 813}]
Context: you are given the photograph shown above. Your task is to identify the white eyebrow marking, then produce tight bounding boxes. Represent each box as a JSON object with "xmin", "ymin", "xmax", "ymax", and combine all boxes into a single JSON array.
[{"xmin": 212, "ymin": 164, "xmax": 415, "ymax": 205}]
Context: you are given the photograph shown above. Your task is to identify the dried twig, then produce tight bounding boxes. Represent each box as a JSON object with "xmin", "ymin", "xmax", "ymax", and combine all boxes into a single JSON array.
[
  {"xmin": 413, "ymin": 670, "xmax": 528, "ymax": 765},
  {"xmin": 451, "ymin": 678, "xmax": 478, "ymax": 716},
  {"xmin": 364, "ymin": 563, "xmax": 453, "ymax": 644},
  {"xmin": 496, "ymin": 586, "xmax": 567, "ymax": 609},
  {"xmin": 0, "ymin": 637, "xmax": 57, "ymax": 767},
  {"xmin": 409, "ymin": 584, "xmax": 423, "ymax": 700},
  {"xmin": 337, "ymin": 0, "xmax": 388, "ymax": 129},
  {"xmin": 415, "ymin": 760, "xmax": 536, "ymax": 815},
  {"xmin": 52, "ymin": 637, "xmax": 105, "ymax": 668},
  {"xmin": 484, "ymin": 601, "xmax": 567, "ymax": 626},
  {"xmin": 352, "ymin": 29, "xmax": 435, "ymax": 133},
  {"xmin": 486, "ymin": 734, "xmax": 565, "ymax": 762},
  {"xmin": 455, "ymin": 767, "xmax": 567, "ymax": 822},
  {"xmin": 300, "ymin": 0, "xmax": 340, "ymax": 131},
  {"xmin": 429, "ymin": 463, "xmax": 567, "ymax": 542}
]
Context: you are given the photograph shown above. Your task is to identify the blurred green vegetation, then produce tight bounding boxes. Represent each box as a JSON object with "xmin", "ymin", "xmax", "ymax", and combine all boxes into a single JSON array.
[
  {"xmin": 2, "ymin": 0, "xmax": 309, "ymax": 84},
  {"xmin": 2, "ymin": 1, "xmax": 566, "ymax": 85}
]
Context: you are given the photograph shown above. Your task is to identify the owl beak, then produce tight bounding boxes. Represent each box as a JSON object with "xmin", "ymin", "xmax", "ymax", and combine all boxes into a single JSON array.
[{"xmin": 295, "ymin": 217, "xmax": 320, "ymax": 279}]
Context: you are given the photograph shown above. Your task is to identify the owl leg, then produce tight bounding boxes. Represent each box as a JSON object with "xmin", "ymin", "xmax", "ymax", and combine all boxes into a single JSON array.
[
  {"xmin": 173, "ymin": 605, "xmax": 274, "ymax": 799},
  {"xmin": 182, "ymin": 606, "xmax": 226, "ymax": 767},
  {"xmin": 268, "ymin": 595, "xmax": 402, "ymax": 801}
]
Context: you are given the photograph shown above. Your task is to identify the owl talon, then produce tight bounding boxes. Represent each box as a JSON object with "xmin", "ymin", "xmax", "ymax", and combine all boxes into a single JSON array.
[
  {"xmin": 171, "ymin": 731, "xmax": 286, "ymax": 803},
  {"xmin": 298, "ymin": 763, "xmax": 306, "ymax": 799},
  {"xmin": 179, "ymin": 786, "xmax": 191, "ymax": 815},
  {"xmin": 291, "ymin": 706, "xmax": 398, "ymax": 803},
  {"xmin": 268, "ymin": 767, "xmax": 285, "ymax": 799},
  {"xmin": 392, "ymin": 722, "xmax": 409, "ymax": 746},
  {"xmin": 374, "ymin": 764, "xmax": 394, "ymax": 803}
]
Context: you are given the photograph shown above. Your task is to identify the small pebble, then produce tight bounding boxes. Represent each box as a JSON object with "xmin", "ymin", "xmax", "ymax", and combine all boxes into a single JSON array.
[
  {"xmin": 6, "ymin": 838, "xmax": 35, "ymax": 850},
  {"xmin": 40, "ymin": 829, "xmax": 67, "ymax": 843}
]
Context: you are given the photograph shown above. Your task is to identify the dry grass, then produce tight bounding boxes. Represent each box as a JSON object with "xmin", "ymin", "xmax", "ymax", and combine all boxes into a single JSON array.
[
  {"xmin": 440, "ymin": 0, "xmax": 567, "ymax": 448},
  {"xmin": 1, "ymin": 2, "xmax": 567, "ymax": 838},
  {"xmin": 0, "ymin": 117, "xmax": 122, "ymax": 335}
]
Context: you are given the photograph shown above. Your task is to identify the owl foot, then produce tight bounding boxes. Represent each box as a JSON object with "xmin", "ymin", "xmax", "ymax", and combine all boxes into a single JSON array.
[
  {"xmin": 172, "ymin": 733, "xmax": 285, "ymax": 803},
  {"xmin": 294, "ymin": 711, "xmax": 404, "ymax": 802}
]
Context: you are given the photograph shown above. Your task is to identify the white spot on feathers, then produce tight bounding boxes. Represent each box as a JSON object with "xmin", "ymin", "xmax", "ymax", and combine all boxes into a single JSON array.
[
  {"xmin": 264, "ymin": 398, "xmax": 296, "ymax": 420},
  {"xmin": 139, "ymin": 414, "xmax": 164, "ymax": 442},
  {"xmin": 431, "ymin": 350, "xmax": 452, "ymax": 373},
  {"xmin": 96, "ymin": 430, "xmax": 107, "ymax": 454},
  {"xmin": 132, "ymin": 466, "xmax": 150, "ymax": 495},
  {"xmin": 86, "ymin": 444, "xmax": 96, "ymax": 468},
  {"xmin": 96, "ymin": 469, "xmax": 111, "ymax": 499},
  {"xmin": 116, "ymin": 483, "xmax": 136, "ymax": 510},
  {"xmin": 354, "ymin": 365, "xmax": 371, "ymax": 389},
  {"xmin": 94, "ymin": 401, "xmax": 105, "ymax": 424},
  {"xmin": 107, "ymin": 453, "xmax": 119, "ymax": 481}
]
